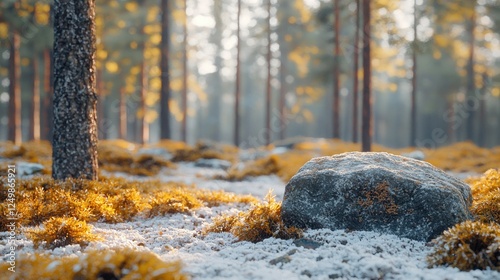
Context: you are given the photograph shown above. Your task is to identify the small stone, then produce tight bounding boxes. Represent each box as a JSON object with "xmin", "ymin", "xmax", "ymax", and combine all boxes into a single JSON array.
[{"xmin": 293, "ymin": 238, "xmax": 322, "ymax": 249}]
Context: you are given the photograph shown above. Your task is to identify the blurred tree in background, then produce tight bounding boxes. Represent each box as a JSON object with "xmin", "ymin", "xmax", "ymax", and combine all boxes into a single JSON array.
[{"xmin": 1, "ymin": 0, "xmax": 500, "ymax": 149}]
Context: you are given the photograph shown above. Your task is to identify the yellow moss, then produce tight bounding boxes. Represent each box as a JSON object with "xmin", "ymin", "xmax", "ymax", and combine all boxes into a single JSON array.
[
  {"xmin": 0, "ymin": 141, "xmax": 53, "ymax": 173},
  {"xmin": 26, "ymin": 217, "xmax": 100, "ymax": 249},
  {"xmin": 469, "ymin": 169, "xmax": 500, "ymax": 224},
  {"xmin": 8, "ymin": 176, "xmax": 256, "ymax": 228},
  {"xmin": 223, "ymin": 155, "xmax": 281, "ymax": 181},
  {"xmin": 98, "ymin": 142, "xmax": 175, "ymax": 176},
  {"xmin": 203, "ymin": 193, "xmax": 303, "ymax": 243},
  {"xmin": 427, "ymin": 221, "xmax": 500, "ymax": 271},
  {"xmin": 425, "ymin": 142, "xmax": 499, "ymax": 173},
  {"xmin": 150, "ymin": 139, "xmax": 190, "ymax": 153},
  {"xmin": 0, "ymin": 249, "xmax": 187, "ymax": 280},
  {"xmin": 148, "ymin": 189, "xmax": 203, "ymax": 216},
  {"xmin": 1, "ymin": 140, "xmax": 52, "ymax": 161},
  {"xmin": 172, "ymin": 141, "xmax": 239, "ymax": 163},
  {"xmin": 194, "ymin": 190, "xmax": 258, "ymax": 207}
]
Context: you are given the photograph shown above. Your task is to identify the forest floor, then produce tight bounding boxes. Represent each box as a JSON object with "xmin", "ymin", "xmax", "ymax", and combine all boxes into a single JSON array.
[
  {"xmin": 1, "ymin": 139, "xmax": 500, "ymax": 279},
  {"xmin": 1, "ymin": 160, "xmax": 499, "ymax": 280}
]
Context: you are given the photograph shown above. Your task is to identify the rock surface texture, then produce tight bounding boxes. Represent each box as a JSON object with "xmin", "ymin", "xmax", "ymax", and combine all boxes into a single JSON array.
[{"xmin": 281, "ymin": 152, "xmax": 473, "ymax": 241}]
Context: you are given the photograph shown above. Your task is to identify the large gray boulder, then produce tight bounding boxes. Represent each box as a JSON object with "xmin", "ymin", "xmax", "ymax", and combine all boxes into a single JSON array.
[{"xmin": 281, "ymin": 152, "xmax": 473, "ymax": 241}]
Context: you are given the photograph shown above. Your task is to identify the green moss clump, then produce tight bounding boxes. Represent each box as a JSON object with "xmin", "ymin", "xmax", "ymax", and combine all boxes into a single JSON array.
[
  {"xmin": 427, "ymin": 221, "xmax": 500, "ymax": 271},
  {"xmin": 0, "ymin": 248, "xmax": 187, "ymax": 280},
  {"xmin": 26, "ymin": 217, "xmax": 100, "ymax": 249},
  {"xmin": 203, "ymin": 193, "xmax": 303, "ymax": 243}
]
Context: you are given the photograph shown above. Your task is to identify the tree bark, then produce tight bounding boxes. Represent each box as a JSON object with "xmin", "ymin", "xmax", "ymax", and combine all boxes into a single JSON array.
[
  {"xmin": 332, "ymin": 0, "xmax": 340, "ymax": 139},
  {"xmin": 52, "ymin": 0, "xmax": 98, "ymax": 180},
  {"xmin": 160, "ymin": 0, "xmax": 171, "ymax": 139},
  {"xmin": 410, "ymin": 0, "xmax": 417, "ymax": 147},
  {"xmin": 30, "ymin": 53, "xmax": 41, "ymax": 141},
  {"xmin": 234, "ymin": 0, "xmax": 242, "ymax": 146},
  {"xmin": 352, "ymin": 0, "xmax": 360, "ymax": 143},
  {"xmin": 265, "ymin": 0, "xmax": 272, "ymax": 145},
  {"xmin": 361, "ymin": 0, "xmax": 372, "ymax": 152},
  {"xmin": 8, "ymin": 28, "xmax": 22, "ymax": 146}
]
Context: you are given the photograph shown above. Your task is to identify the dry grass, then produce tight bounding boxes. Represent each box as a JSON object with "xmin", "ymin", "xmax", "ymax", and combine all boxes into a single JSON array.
[
  {"xmin": 203, "ymin": 193, "xmax": 303, "ymax": 243},
  {"xmin": 428, "ymin": 221, "xmax": 500, "ymax": 271},
  {"xmin": 26, "ymin": 217, "xmax": 100, "ymax": 249},
  {"xmin": 0, "ymin": 248, "xmax": 187, "ymax": 279},
  {"xmin": 468, "ymin": 169, "xmax": 500, "ymax": 224}
]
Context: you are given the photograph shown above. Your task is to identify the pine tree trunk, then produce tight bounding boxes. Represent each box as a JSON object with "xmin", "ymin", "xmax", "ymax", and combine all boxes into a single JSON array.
[
  {"xmin": 265, "ymin": 0, "xmax": 272, "ymax": 145},
  {"xmin": 52, "ymin": 0, "xmax": 98, "ymax": 180},
  {"xmin": 234, "ymin": 0, "xmax": 242, "ymax": 146},
  {"xmin": 96, "ymin": 66, "xmax": 106, "ymax": 140},
  {"xmin": 410, "ymin": 0, "xmax": 417, "ymax": 147},
  {"xmin": 465, "ymin": 6, "xmax": 476, "ymax": 142},
  {"xmin": 41, "ymin": 49, "xmax": 53, "ymax": 141},
  {"xmin": 139, "ymin": 61, "xmax": 149, "ymax": 144},
  {"xmin": 361, "ymin": 0, "xmax": 372, "ymax": 152},
  {"xmin": 332, "ymin": 0, "xmax": 341, "ymax": 139},
  {"xmin": 119, "ymin": 87, "xmax": 127, "ymax": 140},
  {"xmin": 352, "ymin": 0, "xmax": 360, "ymax": 143},
  {"xmin": 138, "ymin": 0, "xmax": 149, "ymax": 145},
  {"xmin": 160, "ymin": 0, "xmax": 171, "ymax": 139},
  {"xmin": 181, "ymin": 0, "xmax": 188, "ymax": 143},
  {"xmin": 208, "ymin": 0, "xmax": 223, "ymax": 141},
  {"xmin": 30, "ymin": 53, "xmax": 41, "ymax": 141},
  {"xmin": 8, "ymin": 28, "xmax": 22, "ymax": 146}
]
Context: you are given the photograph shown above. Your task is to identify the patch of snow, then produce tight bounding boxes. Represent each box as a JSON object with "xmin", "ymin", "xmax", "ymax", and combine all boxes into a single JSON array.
[{"xmin": 16, "ymin": 161, "xmax": 45, "ymax": 176}]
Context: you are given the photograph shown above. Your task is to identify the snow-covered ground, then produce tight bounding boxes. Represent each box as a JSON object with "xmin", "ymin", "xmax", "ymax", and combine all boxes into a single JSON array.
[{"xmin": 2, "ymin": 163, "xmax": 499, "ymax": 279}]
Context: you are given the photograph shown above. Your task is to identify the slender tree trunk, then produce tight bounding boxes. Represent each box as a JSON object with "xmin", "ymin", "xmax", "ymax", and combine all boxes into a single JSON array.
[
  {"xmin": 209, "ymin": 0, "xmax": 223, "ymax": 141},
  {"xmin": 41, "ymin": 49, "xmax": 53, "ymax": 141},
  {"xmin": 30, "ymin": 53, "xmax": 41, "ymax": 141},
  {"xmin": 138, "ymin": 0, "xmax": 149, "ymax": 145},
  {"xmin": 139, "ymin": 61, "xmax": 149, "ymax": 144},
  {"xmin": 465, "ymin": 5, "xmax": 476, "ymax": 142},
  {"xmin": 52, "ymin": 0, "xmax": 98, "ymax": 180},
  {"xmin": 332, "ymin": 0, "xmax": 340, "ymax": 139},
  {"xmin": 96, "ymin": 66, "xmax": 106, "ymax": 139},
  {"xmin": 8, "ymin": 28, "xmax": 21, "ymax": 146},
  {"xmin": 119, "ymin": 87, "xmax": 127, "ymax": 139},
  {"xmin": 447, "ymin": 97, "xmax": 455, "ymax": 144},
  {"xmin": 160, "ymin": 0, "xmax": 171, "ymax": 139},
  {"xmin": 352, "ymin": 0, "xmax": 360, "ymax": 143},
  {"xmin": 478, "ymin": 72, "xmax": 487, "ymax": 147},
  {"xmin": 361, "ymin": 0, "xmax": 372, "ymax": 152},
  {"xmin": 181, "ymin": 0, "xmax": 188, "ymax": 143},
  {"xmin": 265, "ymin": 0, "xmax": 272, "ymax": 145},
  {"xmin": 410, "ymin": 0, "xmax": 417, "ymax": 147},
  {"xmin": 279, "ymin": 49, "xmax": 287, "ymax": 141},
  {"xmin": 234, "ymin": 0, "xmax": 242, "ymax": 146}
]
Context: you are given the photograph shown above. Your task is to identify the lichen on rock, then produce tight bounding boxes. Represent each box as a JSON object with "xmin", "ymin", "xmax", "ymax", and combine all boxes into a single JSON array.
[{"xmin": 281, "ymin": 152, "xmax": 473, "ymax": 241}]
